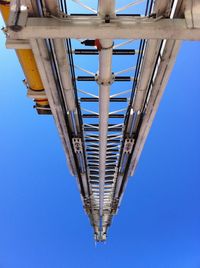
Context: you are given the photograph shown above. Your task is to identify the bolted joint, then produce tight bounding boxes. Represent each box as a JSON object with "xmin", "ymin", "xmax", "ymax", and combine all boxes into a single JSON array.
[
  {"xmin": 1, "ymin": 26, "xmax": 9, "ymax": 36},
  {"xmin": 124, "ymin": 138, "xmax": 134, "ymax": 154},
  {"xmin": 111, "ymin": 198, "xmax": 119, "ymax": 215},
  {"xmin": 83, "ymin": 197, "xmax": 91, "ymax": 213},
  {"xmin": 95, "ymin": 73, "xmax": 115, "ymax": 86},
  {"xmin": 94, "ymin": 231, "xmax": 107, "ymax": 242},
  {"xmin": 104, "ymin": 15, "xmax": 110, "ymax": 23},
  {"xmin": 72, "ymin": 138, "xmax": 83, "ymax": 153}
]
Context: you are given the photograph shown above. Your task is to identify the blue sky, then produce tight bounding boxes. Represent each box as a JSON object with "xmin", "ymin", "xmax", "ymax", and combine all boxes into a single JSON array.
[{"xmin": 0, "ymin": 6, "xmax": 200, "ymax": 268}]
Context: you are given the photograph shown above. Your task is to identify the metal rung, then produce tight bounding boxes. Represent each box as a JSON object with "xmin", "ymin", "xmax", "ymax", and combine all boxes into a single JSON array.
[
  {"xmin": 88, "ymin": 166, "xmax": 99, "ymax": 169},
  {"xmin": 86, "ymin": 149, "xmax": 119, "ymax": 152},
  {"xmin": 107, "ymin": 134, "xmax": 123, "ymax": 138},
  {"xmin": 70, "ymin": 13, "xmax": 141, "ymax": 16},
  {"xmin": 82, "ymin": 114, "xmax": 125, "ymax": 118},
  {"xmin": 85, "ymin": 134, "xmax": 119, "ymax": 138},
  {"xmin": 105, "ymin": 158, "xmax": 118, "ymax": 162},
  {"xmin": 77, "ymin": 76, "xmax": 132, "ymax": 81},
  {"xmin": 92, "ymin": 186, "xmax": 113, "ymax": 190},
  {"xmin": 80, "ymin": 97, "xmax": 127, "ymax": 102},
  {"xmin": 74, "ymin": 49, "xmax": 137, "ymax": 55},
  {"xmin": 85, "ymin": 139, "xmax": 121, "ymax": 143},
  {"xmin": 115, "ymin": 76, "xmax": 133, "ymax": 82},
  {"xmin": 106, "ymin": 153, "xmax": 120, "ymax": 156},
  {"xmin": 84, "ymin": 134, "xmax": 99, "ymax": 138},
  {"xmin": 89, "ymin": 173, "xmax": 99, "ymax": 176},
  {"xmin": 106, "ymin": 171, "xmax": 116, "ymax": 175},
  {"xmin": 86, "ymin": 149, "xmax": 99, "ymax": 152},
  {"xmin": 90, "ymin": 171, "xmax": 99, "ymax": 175},
  {"xmin": 84, "ymin": 123, "xmax": 123, "ymax": 128},
  {"xmin": 89, "ymin": 164, "xmax": 115, "ymax": 168},
  {"xmin": 84, "ymin": 127, "xmax": 122, "ymax": 132}
]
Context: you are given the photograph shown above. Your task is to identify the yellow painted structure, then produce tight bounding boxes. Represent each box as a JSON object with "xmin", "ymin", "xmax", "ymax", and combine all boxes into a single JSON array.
[{"xmin": 0, "ymin": 1, "xmax": 49, "ymax": 107}]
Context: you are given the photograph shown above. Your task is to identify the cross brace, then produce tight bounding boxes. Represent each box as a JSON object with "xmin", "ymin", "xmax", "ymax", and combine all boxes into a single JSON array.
[{"xmin": 7, "ymin": 17, "xmax": 200, "ymax": 41}]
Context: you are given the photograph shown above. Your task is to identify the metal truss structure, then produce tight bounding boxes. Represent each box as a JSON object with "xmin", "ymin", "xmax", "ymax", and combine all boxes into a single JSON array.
[{"xmin": 0, "ymin": 0, "xmax": 199, "ymax": 241}]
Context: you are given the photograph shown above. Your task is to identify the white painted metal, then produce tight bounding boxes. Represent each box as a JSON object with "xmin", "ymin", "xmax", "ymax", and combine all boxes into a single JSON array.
[
  {"xmin": 81, "ymin": 108, "xmax": 99, "ymax": 115},
  {"xmin": 109, "ymin": 108, "xmax": 127, "ymax": 115},
  {"xmin": 30, "ymin": 39, "xmax": 77, "ymax": 176},
  {"xmin": 53, "ymin": 39, "xmax": 77, "ymax": 112},
  {"xmin": 6, "ymin": 39, "xmax": 31, "ymax": 49},
  {"xmin": 75, "ymin": 65, "xmax": 95, "ymax": 76},
  {"xmin": 27, "ymin": 89, "xmax": 46, "ymax": 99},
  {"xmin": 132, "ymin": 40, "xmax": 162, "ymax": 112},
  {"xmin": 185, "ymin": 0, "xmax": 200, "ymax": 28},
  {"xmin": 78, "ymin": 89, "xmax": 98, "ymax": 98},
  {"xmin": 113, "ymin": 39, "xmax": 135, "ymax": 49},
  {"xmin": 115, "ymin": 0, "xmax": 145, "ymax": 13},
  {"xmin": 129, "ymin": 40, "xmax": 181, "ymax": 177},
  {"xmin": 8, "ymin": 17, "xmax": 200, "ymax": 40},
  {"xmin": 114, "ymin": 67, "xmax": 135, "ymax": 76},
  {"xmin": 72, "ymin": 0, "xmax": 97, "ymax": 14},
  {"xmin": 110, "ymin": 89, "xmax": 132, "ymax": 98},
  {"xmin": 98, "ymin": 0, "xmax": 115, "ymax": 222}
]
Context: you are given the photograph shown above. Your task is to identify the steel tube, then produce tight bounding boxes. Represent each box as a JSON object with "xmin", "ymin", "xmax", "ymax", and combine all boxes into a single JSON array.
[{"xmin": 98, "ymin": 1, "xmax": 115, "ymax": 233}]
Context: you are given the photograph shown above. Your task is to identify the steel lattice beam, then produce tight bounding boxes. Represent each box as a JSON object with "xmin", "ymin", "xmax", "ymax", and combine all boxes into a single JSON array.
[{"xmin": 1, "ymin": 0, "xmax": 199, "ymax": 242}]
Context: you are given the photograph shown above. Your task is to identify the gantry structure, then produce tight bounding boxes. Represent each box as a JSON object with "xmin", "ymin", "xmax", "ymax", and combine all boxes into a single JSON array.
[{"xmin": 0, "ymin": 0, "xmax": 199, "ymax": 241}]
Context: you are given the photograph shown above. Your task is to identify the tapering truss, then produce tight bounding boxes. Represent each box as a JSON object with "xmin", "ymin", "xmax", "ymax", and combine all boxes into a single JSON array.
[{"xmin": 1, "ymin": 0, "xmax": 199, "ymax": 241}]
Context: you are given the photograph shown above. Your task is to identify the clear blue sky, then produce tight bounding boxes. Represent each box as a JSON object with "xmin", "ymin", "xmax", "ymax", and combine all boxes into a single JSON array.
[{"xmin": 0, "ymin": 7, "xmax": 200, "ymax": 268}]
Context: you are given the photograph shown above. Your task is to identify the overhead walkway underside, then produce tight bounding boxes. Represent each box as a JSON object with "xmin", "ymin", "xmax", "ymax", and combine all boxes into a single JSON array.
[{"xmin": 0, "ymin": 0, "xmax": 199, "ymax": 241}]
